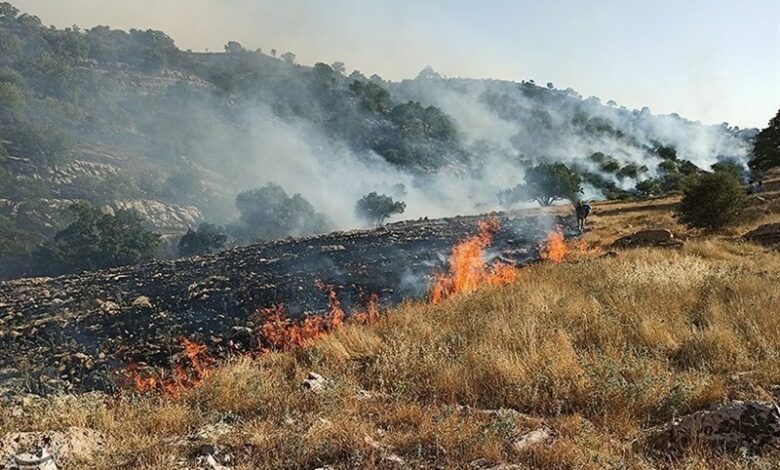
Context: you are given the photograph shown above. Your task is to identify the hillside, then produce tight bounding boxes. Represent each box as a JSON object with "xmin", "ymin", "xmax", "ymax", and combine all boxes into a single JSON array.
[
  {"xmin": 0, "ymin": 2, "xmax": 758, "ymax": 280},
  {"xmin": 2, "ymin": 187, "xmax": 780, "ymax": 469}
]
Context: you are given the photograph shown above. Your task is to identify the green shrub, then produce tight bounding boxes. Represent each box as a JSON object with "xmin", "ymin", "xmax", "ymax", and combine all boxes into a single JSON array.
[{"xmin": 676, "ymin": 172, "xmax": 748, "ymax": 230}]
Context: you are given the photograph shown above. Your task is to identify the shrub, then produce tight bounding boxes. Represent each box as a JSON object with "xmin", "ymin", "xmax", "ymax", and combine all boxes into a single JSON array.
[
  {"xmin": 33, "ymin": 203, "xmax": 160, "ymax": 275},
  {"xmin": 178, "ymin": 223, "xmax": 227, "ymax": 257},
  {"xmin": 676, "ymin": 172, "xmax": 748, "ymax": 230}
]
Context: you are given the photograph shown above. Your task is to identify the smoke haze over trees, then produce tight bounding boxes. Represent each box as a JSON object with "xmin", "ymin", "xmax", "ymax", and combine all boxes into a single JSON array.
[{"xmin": 0, "ymin": 2, "xmax": 761, "ymax": 278}]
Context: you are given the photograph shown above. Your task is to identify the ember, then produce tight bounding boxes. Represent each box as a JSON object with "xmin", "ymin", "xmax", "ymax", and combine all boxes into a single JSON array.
[{"xmin": 429, "ymin": 217, "xmax": 520, "ymax": 303}]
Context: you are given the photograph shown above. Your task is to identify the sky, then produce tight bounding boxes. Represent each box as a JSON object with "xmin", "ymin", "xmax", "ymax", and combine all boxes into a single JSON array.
[{"xmin": 13, "ymin": 0, "xmax": 780, "ymax": 128}]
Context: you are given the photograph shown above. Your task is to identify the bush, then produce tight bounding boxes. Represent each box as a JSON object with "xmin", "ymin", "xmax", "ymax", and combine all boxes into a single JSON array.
[
  {"xmin": 231, "ymin": 183, "xmax": 330, "ymax": 241},
  {"xmin": 355, "ymin": 192, "xmax": 406, "ymax": 226},
  {"xmin": 33, "ymin": 203, "xmax": 160, "ymax": 275},
  {"xmin": 178, "ymin": 223, "xmax": 227, "ymax": 257},
  {"xmin": 676, "ymin": 172, "xmax": 748, "ymax": 230}
]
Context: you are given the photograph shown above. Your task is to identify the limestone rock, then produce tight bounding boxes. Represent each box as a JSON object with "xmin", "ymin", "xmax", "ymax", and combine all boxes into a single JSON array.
[
  {"xmin": 647, "ymin": 399, "xmax": 780, "ymax": 452},
  {"xmin": 301, "ymin": 372, "xmax": 330, "ymax": 392},
  {"xmin": 511, "ymin": 428, "xmax": 552, "ymax": 452},
  {"xmin": 0, "ymin": 427, "xmax": 104, "ymax": 468}
]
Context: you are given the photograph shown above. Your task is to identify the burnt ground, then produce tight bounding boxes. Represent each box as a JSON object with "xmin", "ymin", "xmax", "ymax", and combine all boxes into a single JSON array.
[{"xmin": 0, "ymin": 211, "xmax": 572, "ymax": 395}]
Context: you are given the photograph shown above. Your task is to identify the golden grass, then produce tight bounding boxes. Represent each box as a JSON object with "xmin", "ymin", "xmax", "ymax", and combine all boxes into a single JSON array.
[{"xmin": 2, "ymin": 197, "xmax": 780, "ymax": 469}]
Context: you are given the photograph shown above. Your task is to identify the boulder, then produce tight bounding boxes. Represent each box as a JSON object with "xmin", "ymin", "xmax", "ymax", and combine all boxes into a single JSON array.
[
  {"xmin": 647, "ymin": 399, "xmax": 780, "ymax": 453},
  {"xmin": 612, "ymin": 229, "xmax": 683, "ymax": 249},
  {"xmin": 743, "ymin": 223, "xmax": 780, "ymax": 247},
  {"xmin": 510, "ymin": 428, "xmax": 552, "ymax": 452},
  {"xmin": 301, "ymin": 372, "xmax": 330, "ymax": 393}
]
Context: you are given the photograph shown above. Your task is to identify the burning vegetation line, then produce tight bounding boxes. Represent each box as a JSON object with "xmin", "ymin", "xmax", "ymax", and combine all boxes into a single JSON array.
[{"xmin": 125, "ymin": 219, "xmax": 586, "ymax": 395}]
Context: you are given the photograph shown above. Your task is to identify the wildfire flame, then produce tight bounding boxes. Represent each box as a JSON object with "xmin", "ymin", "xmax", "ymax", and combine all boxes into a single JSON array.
[
  {"xmin": 539, "ymin": 226, "xmax": 568, "ymax": 263},
  {"xmin": 429, "ymin": 217, "xmax": 519, "ymax": 303},
  {"xmin": 126, "ymin": 336, "xmax": 214, "ymax": 395}
]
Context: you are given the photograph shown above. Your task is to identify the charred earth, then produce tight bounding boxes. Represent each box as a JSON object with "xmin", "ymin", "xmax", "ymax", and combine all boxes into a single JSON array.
[{"xmin": 0, "ymin": 212, "xmax": 570, "ymax": 395}]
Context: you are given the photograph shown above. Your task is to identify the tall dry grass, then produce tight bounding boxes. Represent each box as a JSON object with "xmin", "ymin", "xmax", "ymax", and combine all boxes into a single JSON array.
[{"xmin": 2, "ymin": 195, "xmax": 780, "ymax": 469}]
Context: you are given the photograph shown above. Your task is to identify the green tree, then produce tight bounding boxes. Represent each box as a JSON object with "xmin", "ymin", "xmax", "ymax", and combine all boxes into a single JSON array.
[
  {"xmin": 522, "ymin": 163, "xmax": 583, "ymax": 206},
  {"xmin": 750, "ymin": 109, "xmax": 780, "ymax": 170},
  {"xmin": 676, "ymin": 172, "xmax": 748, "ymax": 231},
  {"xmin": 635, "ymin": 178, "xmax": 662, "ymax": 198},
  {"xmin": 178, "ymin": 223, "xmax": 227, "ymax": 257},
  {"xmin": 711, "ymin": 161, "xmax": 744, "ymax": 182},
  {"xmin": 232, "ymin": 183, "xmax": 329, "ymax": 241},
  {"xmin": 355, "ymin": 192, "xmax": 406, "ymax": 226},
  {"xmin": 34, "ymin": 203, "xmax": 160, "ymax": 275},
  {"xmin": 224, "ymin": 41, "xmax": 244, "ymax": 54},
  {"xmin": 280, "ymin": 52, "xmax": 296, "ymax": 64},
  {"xmin": 349, "ymin": 80, "xmax": 392, "ymax": 114}
]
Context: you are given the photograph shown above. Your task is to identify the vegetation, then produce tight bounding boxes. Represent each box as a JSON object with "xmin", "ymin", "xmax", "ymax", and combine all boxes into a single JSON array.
[
  {"xmin": 5, "ymin": 192, "xmax": 780, "ymax": 469},
  {"xmin": 231, "ymin": 183, "xmax": 330, "ymax": 241},
  {"xmin": 750, "ymin": 108, "xmax": 780, "ymax": 170},
  {"xmin": 355, "ymin": 192, "xmax": 406, "ymax": 226},
  {"xmin": 33, "ymin": 203, "xmax": 160, "ymax": 275},
  {"xmin": 178, "ymin": 223, "xmax": 228, "ymax": 257},
  {"xmin": 676, "ymin": 172, "xmax": 749, "ymax": 230},
  {"xmin": 502, "ymin": 163, "xmax": 583, "ymax": 206}
]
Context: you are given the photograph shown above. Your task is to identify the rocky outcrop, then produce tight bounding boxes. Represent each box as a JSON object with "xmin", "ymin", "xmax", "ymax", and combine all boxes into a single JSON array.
[
  {"xmin": 106, "ymin": 199, "xmax": 202, "ymax": 233},
  {"xmin": 0, "ymin": 427, "xmax": 104, "ymax": 469},
  {"xmin": 612, "ymin": 229, "xmax": 683, "ymax": 249},
  {"xmin": 647, "ymin": 398, "xmax": 780, "ymax": 453},
  {"xmin": 744, "ymin": 223, "xmax": 780, "ymax": 247}
]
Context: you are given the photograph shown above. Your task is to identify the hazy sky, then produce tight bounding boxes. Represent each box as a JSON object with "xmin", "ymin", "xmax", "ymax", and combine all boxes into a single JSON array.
[{"xmin": 13, "ymin": 0, "xmax": 780, "ymax": 128}]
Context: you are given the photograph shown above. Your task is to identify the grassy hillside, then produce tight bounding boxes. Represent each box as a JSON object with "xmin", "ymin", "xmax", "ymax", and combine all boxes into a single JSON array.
[{"xmin": 3, "ymin": 192, "xmax": 780, "ymax": 469}]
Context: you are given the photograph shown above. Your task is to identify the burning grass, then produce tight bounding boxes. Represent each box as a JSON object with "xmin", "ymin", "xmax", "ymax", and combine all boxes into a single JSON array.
[{"xmin": 5, "ymin": 197, "xmax": 780, "ymax": 469}]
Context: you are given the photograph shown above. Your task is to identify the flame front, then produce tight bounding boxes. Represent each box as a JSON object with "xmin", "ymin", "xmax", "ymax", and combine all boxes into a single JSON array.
[
  {"xmin": 540, "ymin": 227, "xmax": 568, "ymax": 263},
  {"xmin": 126, "ymin": 336, "xmax": 214, "ymax": 395},
  {"xmin": 429, "ymin": 217, "xmax": 519, "ymax": 303}
]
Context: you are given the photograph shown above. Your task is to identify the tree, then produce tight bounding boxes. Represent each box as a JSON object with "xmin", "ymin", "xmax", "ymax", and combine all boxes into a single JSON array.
[
  {"xmin": 331, "ymin": 61, "xmax": 345, "ymax": 74},
  {"xmin": 522, "ymin": 163, "xmax": 583, "ymax": 206},
  {"xmin": 178, "ymin": 223, "xmax": 227, "ymax": 257},
  {"xmin": 750, "ymin": 109, "xmax": 780, "ymax": 170},
  {"xmin": 635, "ymin": 178, "xmax": 662, "ymax": 198},
  {"xmin": 349, "ymin": 80, "xmax": 392, "ymax": 113},
  {"xmin": 232, "ymin": 183, "xmax": 329, "ymax": 241},
  {"xmin": 280, "ymin": 52, "xmax": 296, "ymax": 64},
  {"xmin": 33, "ymin": 203, "xmax": 160, "ymax": 275},
  {"xmin": 676, "ymin": 172, "xmax": 748, "ymax": 231},
  {"xmin": 711, "ymin": 161, "xmax": 744, "ymax": 182},
  {"xmin": 224, "ymin": 41, "xmax": 244, "ymax": 54},
  {"xmin": 355, "ymin": 192, "xmax": 406, "ymax": 226}
]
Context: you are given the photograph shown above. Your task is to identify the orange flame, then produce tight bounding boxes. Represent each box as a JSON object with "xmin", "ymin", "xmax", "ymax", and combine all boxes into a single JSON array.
[
  {"xmin": 126, "ymin": 336, "xmax": 215, "ymax": 395},
  {"xmin": 539, "ymin": 226, "xmax": 568, "ymax": 263},
  {"xmin": 352, "ymin": 293, "xmax": 380, "ymax": 325},
  {"xmin": 429, "ymin": 217, "xmax": 519, "ymax": 304}
]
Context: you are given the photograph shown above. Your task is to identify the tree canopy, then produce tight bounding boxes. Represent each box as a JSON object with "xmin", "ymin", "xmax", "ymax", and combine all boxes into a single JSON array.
[
  {"xmin": 522, "ymin": 163, "xmax": 583, "ymax": 206},
  {"xmin": 750, "ymin": 109, "xmax": 780, "ymax": 171},
  {"xmin": 178, "ymin": 223, "xmax": 227, "ymax": 257},
  {"xmin": 676, "ymin": 172, "xmax": 748, "ymax": 231},
  {"xmin": 355, "ymin": 192, "xmax": 406, "ymax": 226},
  {"xmin": 33, "ymin": 203, "xmax": 160, "ymax": 275}
]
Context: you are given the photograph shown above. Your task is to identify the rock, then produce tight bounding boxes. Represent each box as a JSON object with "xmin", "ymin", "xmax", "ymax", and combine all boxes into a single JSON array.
[
  {"xmin": 9, "ymin": 447, "xmax": 57, "ymax": 470},
  {"xmin": 131, "ymin": 296, "xmax": 153, "ymax": 309},
  {"xmin": 511, "ymin": 428, "xmax": 552, "ymax": 452},
  {"xmin": 611, "ymin": 229, "xmax": 683, "ymax": 249},
  {"xmin": 96, "ymin": 300, "xmax": 120, "ymax": 315},
  {"xmin": 743, "ymin": 223, "xmax": 780, "ymax": 247},
  {"xmin": 647, "ymin": 399, "xmax": 780, "ymax": 452},
  {"xmin": 0, "ymin": 427, "xmax": 104, "ymax": 468},
  {"xmin": 364, "ymin": 435, "xmax": 405, "ymax": 466},
  {"xmin": 301, "ymin": 372, "xmax": 330, "ymax": 392}
]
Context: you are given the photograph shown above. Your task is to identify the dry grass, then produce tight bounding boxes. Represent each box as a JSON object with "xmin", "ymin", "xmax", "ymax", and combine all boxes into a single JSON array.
[{"xmin": 2, "ymin": 197, "xmax": 780, "ymax": 469}]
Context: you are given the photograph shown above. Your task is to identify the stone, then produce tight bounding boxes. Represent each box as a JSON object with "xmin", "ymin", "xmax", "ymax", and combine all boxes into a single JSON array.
[
  {"xmin": 96, "ymin": 300, "xmax": 120, "ymax": 315},
  {"xmin": 611, "ymin": 229, "xmax": 683, "ymax": 249},
  {"xmin": 131, "ymin": 296, "xmax": 153, "ymax": 309},
  {"xmin": 743, "ymin": 223, "xmax": 780, "ymax": 247},
  {"xmin": 301, "ymin": 372, "xmax": 329, "ymax": 392},
  {"xmin": 0, "ymin": 427, "xmax": 104, "ymax": 468},
  {"xmin": 647, "ymin": 399, "xmax": 780, "ymax": 453},
  {"xmin": 511, "ymin": 428, "xmax": 552, "ymax": 452}
]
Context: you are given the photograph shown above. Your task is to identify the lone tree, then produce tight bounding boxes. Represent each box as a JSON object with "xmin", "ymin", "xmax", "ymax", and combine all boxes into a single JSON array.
[
  {"xmin": 750, "ymin": 108, "xmax": 780, "ymax": 171},
  {"xmin": 676, "ymin": 172, "xmax": 749, "ymax": 231},
  {"xmin": 34, "ymin": 203, "xmax": 160, "ymax": 275},
  {"xmin": 178, "ymin": 223, "xmax": 227, "ymax": 257},
  {"xmin": 522, "ymin": 162, "xmax": 583, "ymax": 206},
  {"xmin": 355, "ymin": 192, "xmax": 406, "ymax": 226},
  {"xmin": 232, "ymin": 183, "xmax": 329, "ymax": 241}
]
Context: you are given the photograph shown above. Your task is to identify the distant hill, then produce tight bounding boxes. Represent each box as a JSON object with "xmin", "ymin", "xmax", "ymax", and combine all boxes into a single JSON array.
[{"xmin": 0, "ymin": 2, "xmax": 756, "ymax": 278}]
